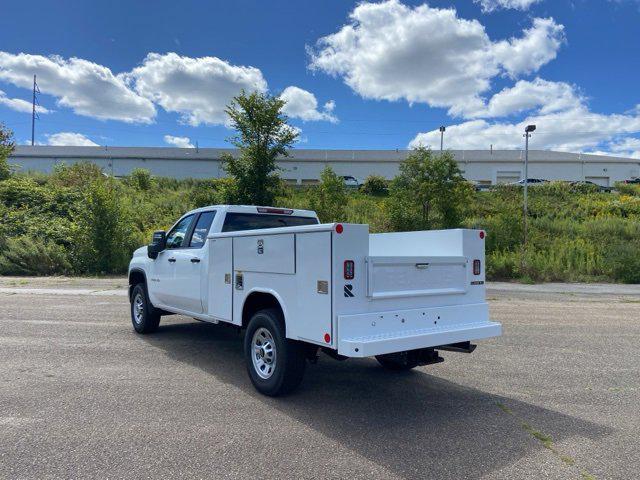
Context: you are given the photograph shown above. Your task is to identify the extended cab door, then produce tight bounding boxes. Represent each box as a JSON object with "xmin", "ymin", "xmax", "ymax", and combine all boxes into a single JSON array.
[{"xmin": 153, "ymin": 211, "xmax": 216, "ymax": 313}]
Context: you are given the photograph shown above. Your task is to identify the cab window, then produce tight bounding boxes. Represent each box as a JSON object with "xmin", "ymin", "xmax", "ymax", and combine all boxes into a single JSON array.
[
  {"xmin": 222, "ymin": 212, "xmax": 318, "ymax": 232},
  {"xmin": 189, "ymin": 211, "xmax": 216, "ymax": 248},
  {"xmin": 166, "ymin": 214, "xmax": 194, "ymax": 249}
]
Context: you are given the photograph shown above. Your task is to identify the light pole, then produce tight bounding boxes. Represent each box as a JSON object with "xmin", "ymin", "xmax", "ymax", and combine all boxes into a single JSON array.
[
  {"xmin": 523, "ymin": 124, "xmax": 536, "ymax": 249},
  {"xmin": 439, "ymin": 126, "xmax": 446, "ymax": 152}
]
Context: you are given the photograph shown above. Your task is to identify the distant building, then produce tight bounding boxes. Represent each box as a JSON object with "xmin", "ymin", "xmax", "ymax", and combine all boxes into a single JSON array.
[{"xmin": 10, "ymin": 145, "xmax": 640, "ymax": 187}]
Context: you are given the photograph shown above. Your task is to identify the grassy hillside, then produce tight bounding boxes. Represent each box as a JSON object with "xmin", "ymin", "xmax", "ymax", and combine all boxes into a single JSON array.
[{"xmin": 1, "ymin": 163, "xmax": 639, "ymax": 282}]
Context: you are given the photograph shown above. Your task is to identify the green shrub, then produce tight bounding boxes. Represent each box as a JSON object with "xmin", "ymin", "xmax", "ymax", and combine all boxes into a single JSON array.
[
  {"xmin": 0, "ymin": 236, "xmax": 72, "ymax": 275},
  {"xmin": 128, "ymin": 168, "xmax": 153, "ymax": 191},
  {"xmin": 51, "ymin": 162, "xmax": 105, "ymax": 189},
  {"xmin": 74, "ymin": 179, "xmax": 140, "ymax": 274},
  {"xmin": 361, "ymin": 175, "xmax": 388, "ymax": 195},
  {"xmin": 487, "ymin": 250, "xmax": 519, "ymax": 280},
  {"xmin": 603, "ymin": 242, "xmax": 640, "ymax": 283},
  {"xmin": 0, "ymin": 122, "xmax": 14, "ymax": 181},
  {"xmin": 614, "ymin": 182, "xmax": 640, "ymax": 196},
  {"xmin": 309, "ymin": 166, "xmax": 347, "ymax": 223}
]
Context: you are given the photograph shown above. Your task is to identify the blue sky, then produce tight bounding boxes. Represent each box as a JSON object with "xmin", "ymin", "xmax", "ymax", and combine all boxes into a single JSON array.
[{"xmin": 0, "ymin": 0, "xmax": 639, "ymax": 156}]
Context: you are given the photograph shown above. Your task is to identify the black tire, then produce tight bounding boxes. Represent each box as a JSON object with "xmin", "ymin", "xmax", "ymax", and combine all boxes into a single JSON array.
[
  {"xmin": 375, "ymin": 350, "xmax": 420, "ymax": 371},
  {"xmin": 130, "ymin": 283, "xmax": 161, "ymax": 334},
  {"xmin": 244, "ymin": 308, "xmax": 306, "ymax": 396}
]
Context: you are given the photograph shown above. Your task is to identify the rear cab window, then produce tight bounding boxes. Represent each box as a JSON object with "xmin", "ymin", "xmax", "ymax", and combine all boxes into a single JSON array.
[
  {"xmin": 189, "ymin": 211, "xmax": 216, "ymax": 248},
  {"xmin": 222, "ymin": 212, "xmax": 318, "ymax": 232}
]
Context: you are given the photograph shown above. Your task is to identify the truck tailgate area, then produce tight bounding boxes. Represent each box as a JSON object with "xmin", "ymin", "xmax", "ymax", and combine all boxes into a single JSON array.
[{"xmin": 337, "ymin": 303, "xmax": 501, "ymax": 357}]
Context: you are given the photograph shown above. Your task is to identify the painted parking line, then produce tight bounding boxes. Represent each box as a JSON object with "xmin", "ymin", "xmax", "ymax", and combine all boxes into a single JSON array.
[{"xmin": 0, "ymin": 287, "xmax": 128, "ymax": 296}]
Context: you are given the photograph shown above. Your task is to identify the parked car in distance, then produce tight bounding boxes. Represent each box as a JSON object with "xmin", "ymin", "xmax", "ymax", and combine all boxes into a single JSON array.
[
  {"xmin": 128, "ymin": 205, "xmax": 501, "ymax": 396},
  {"xmin": 623, "ymin": 178, "xmax": 640, "ymax": 184},
  {"xmin": 342, "ymin": 175, "xmax": 362, "ymax": 188},
  {"xmin": 569, "ymin": 180, "xmax": 612, "ymax": 192},
  {"xmin": 467, "ymin": 180, "xmax": 492, "ymax": 192},
  {"xmin": 509, "ymin": 178, "xmax": 548, "ymax": 186}
]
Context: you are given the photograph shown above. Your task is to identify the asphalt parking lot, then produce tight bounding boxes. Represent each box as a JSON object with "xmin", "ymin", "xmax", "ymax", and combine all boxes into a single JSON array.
[{"xmin": 1, "ymin": 277, "xmax": 638, "ymax": 479}]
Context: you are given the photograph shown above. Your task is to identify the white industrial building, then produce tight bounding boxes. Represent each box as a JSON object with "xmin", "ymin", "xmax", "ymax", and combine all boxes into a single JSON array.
[{"xmin": 9, "ymin": 145, "xmax": 640, "ymax": 187}]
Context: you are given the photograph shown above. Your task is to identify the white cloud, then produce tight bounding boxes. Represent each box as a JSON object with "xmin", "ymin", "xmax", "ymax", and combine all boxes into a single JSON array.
[
  {"xmin": 280, "ymin": 86, "xmax": 337, "ymax": 122},
  {"xmin": 127, "ymin": 52, "xmax": 267, "ymax": 126},
  {"xmin": 492, "ymin": 18, "xmax": 565, "ymax": 78},
  {"xmin": 594, "ymin": 137, "xmax": 640, "ymax": 159},
  {"xmin": 463, "ymin": 78, "xmax": 583, "ymax": 118},
  {"xmin": 0, "ymin": 52, "xmax": 155, "ymax": 123},
  {"xmin": 409, "ymin": 104, "xmax": 640, "ymax": 156},
  {"xmin": 475, "ymin": 0, "xmax": 540, "ymax": 13},
  {"xmin": 45, "ymin": 132, "xmax": 98, "ymax": 146},
  {"xmin": 0, "ymin": 89, "xmax": 50, "ymax": 114},
  {"xmin": 308, "ymin": 1, "xmax": 564, "ymax": 117},
  {"xmin": 163, "ymin": 135, "xmax": 194, "ymax": 148}
]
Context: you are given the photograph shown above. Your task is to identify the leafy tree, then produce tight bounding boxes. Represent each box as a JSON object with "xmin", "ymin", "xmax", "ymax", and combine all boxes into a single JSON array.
[
  {"xmin": 222, "ymin": 90, "xmax": 298, "ymax": 205},
  {"xmin": 386, "ymin": 147, "xmax": 471, "ymax": 231},
  {"xmin": 0, "ymin": 123, "xmax": 15, "ymax": 181},
  {"xmin": 309, "ymin": 166, "xmax": 347, "ymax": 223}
]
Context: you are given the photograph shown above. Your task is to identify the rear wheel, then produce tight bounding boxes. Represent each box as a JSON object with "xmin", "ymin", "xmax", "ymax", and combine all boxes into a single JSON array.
[
  {"xmin": 375, "ymin": 351, "xmax": 420, "ymax": 371},
  {"xmin": 130, "ymin": 283, "xmax": 161, "ymax": 334},
  {"xmin": 244, "ymin": 308, "xmax": 306, "ymax": 396}
]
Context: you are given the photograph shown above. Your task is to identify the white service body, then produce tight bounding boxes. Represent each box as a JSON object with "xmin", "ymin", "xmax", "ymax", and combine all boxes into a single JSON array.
[{"xmin": 129, "ymin": 205, "xmax": 501, "ymax": 358}]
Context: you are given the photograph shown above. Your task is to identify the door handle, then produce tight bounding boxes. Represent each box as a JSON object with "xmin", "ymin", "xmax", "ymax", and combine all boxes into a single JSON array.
[
  {"xmin": 190, "ymin": 258, "xmax": 201, "ymax": 263},
  {"xmin": 168, "ymin": 257, "xmax": 176, "ymax": 263}
]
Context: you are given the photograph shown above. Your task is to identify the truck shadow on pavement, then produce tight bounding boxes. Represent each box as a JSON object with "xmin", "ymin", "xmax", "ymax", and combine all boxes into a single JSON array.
[{"xmin": 143, "ymin": 319, "xmax": 609, "ymax": 479}]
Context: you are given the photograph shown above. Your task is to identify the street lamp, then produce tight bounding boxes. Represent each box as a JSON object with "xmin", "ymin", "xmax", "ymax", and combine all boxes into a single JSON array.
[
  {"xmin": 439, "ymin": 126, "xmax": 446, "ymax": 152},
  {"xmin": 523, "ymin": 124, "xmax": 536, "ymax": 250}
]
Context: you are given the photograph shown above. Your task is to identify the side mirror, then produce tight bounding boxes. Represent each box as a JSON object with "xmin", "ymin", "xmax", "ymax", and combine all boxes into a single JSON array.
[{"xmin": 147, "ymin": 230, "xmax": 166, "ymax": 259}]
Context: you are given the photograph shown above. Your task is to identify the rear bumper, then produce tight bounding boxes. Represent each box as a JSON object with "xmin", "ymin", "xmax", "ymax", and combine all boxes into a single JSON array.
[{"xmin": 337, "ymin": 303, "xmax": 501, "ymax": 358}]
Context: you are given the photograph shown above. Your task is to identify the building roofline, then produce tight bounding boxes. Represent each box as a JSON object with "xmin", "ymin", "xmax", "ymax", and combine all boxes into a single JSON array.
[{"xmin": 9, "ymin": 145, "xmax": 640, "ymax": 164}]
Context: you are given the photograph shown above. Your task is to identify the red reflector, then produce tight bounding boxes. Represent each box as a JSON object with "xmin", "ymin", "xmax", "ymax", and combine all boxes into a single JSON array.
[
  {"xmin": 344, "ymin": 260, "xmax": 355, "ymax": 280},
  {"xmin": 335, "ymin": 224, "xmax": 344, "ymax": 234},
  {"xmin": 473, "ymin": 259, "xmax": 481, "ymax": 275},
  {"xmin": 479, "ymin": 231, "xmax": 485, "ymax": 239},
  {"xmin": 324, "ymin": 333, "xmax": 331, "ymax": 343},
  {"xmin": 257, "ymin": 207, "xmax": 293, "ymax": 215}
]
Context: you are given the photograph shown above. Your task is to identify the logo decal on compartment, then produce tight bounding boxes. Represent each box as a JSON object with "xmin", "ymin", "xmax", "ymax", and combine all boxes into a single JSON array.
[
  {"xmin": 257, "ymin": 239, "xmax": 264, "ymax": 254},
  {"xmin": 344, "ymin": 284, "xmax": 355, "ymax": 298}
]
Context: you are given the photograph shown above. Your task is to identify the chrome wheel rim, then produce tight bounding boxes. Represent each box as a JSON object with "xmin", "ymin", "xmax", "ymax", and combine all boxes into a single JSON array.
[
  {"xmin": 133, "ymin": 293, "xmax": 144, "ymax": 325},
  {"xmin": 251, "ymin": 327, "xmax": 277, "ymax": 379}
]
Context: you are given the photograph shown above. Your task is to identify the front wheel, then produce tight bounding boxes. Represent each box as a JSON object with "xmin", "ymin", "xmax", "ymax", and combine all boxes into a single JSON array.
[
  {"xmin": 244, "ymin": 308, "xmax": 306, "ymax": 396},
  {"xmin": 130, "ymin": 283, "xmax": 161, "ymax": 334}
]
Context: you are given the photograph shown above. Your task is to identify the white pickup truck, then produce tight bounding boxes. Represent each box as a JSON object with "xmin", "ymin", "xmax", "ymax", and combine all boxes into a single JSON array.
[{"xmin": 128, "ymin": 205, "xmax": 501, "ymax": 395}]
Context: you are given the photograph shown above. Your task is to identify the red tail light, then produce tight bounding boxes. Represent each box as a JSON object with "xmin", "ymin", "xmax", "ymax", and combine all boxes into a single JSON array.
[
  {"xmin": 473, "ymin": 259, "xmax": 481, "ymax": 275},
  {"xmin": 344, "ymin": 260, "xmax": 355, "ymax": 279}
]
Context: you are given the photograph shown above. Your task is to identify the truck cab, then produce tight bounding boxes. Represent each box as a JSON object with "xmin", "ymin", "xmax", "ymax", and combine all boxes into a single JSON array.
[{"xmin": 129, "ymin": 205, "xmax": 501, "ymax": 396}]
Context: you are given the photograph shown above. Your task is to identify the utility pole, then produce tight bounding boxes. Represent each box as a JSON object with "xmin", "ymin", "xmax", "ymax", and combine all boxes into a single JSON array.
[
  {"xmin": 439, "ymin": 125, "xmax": 446, "ymax": 152},
  {"xmin": 31, "ymin": 75, "xmax": 38, "ymax": 146},
  {"xmin": 523, "ymin": 125, "xmax": 536, "ymax": 250}
]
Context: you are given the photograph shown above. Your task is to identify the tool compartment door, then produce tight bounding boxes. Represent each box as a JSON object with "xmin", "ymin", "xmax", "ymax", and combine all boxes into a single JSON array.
[
  {"xmin": 366, "ymin": 256, "xmax": 468, "ymax": 299},
  {"xmin": 233, "ymin": 234, "xmax": 295, "ymax": 274},
  {"xmin": 208, "ymin": 237, "xmax": 233, "ymax": 321},
  {"xmin": 291, "ymin": 231, "xmax": 332, "ymax": 344}
]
